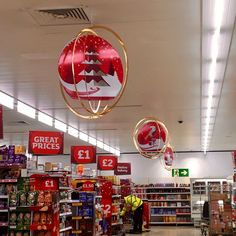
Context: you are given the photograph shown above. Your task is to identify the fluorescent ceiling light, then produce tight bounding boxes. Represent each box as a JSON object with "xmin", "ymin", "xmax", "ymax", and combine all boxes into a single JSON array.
[
  {"xmin": 97, "ymin": 140, "xmax": 104, "ymax": 149},
  {"xmin": 17, "ymin": 101, "xmax": 36, "ymax": 119},
  {"xmin": 104, "ymin": 144, "xmax": 110, "ymax": 152},
  {"xmin": 68, "ymin": 126, "xmax": 79, "ymax": 138},
  {"xmin": 115, "ymin": 150, "xmax": 120, "ymax": 156},
  {"xmin": 202, "ymin": 0, "xmax": 226, "ymax": 153},
  {"xmin": 38, "ymin": 112, "xmax": 53, "ymax": 126},
  {"xmin": 54, "ymin": 119, "xmax": 67, "ymax": 132},
  {"xmin": 0, "ymin": 92, "xmax": 14, "ymax": 109},
  {"xmin": 89, "ymin": 136, "xmax": 97, "ymax": 145},
  {"xmin": 79, "ymin": 132, "xmax": 88, "ymax": 142},
  {"xmin": 110, "ymin": 147, "xmax": 116, "ymax": 154}
]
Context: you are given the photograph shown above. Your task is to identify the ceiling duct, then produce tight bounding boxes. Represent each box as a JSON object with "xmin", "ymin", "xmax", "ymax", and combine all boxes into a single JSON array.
[{"xmin": 28, "ymin": 6, "xmax": 91, "ymax": 26}]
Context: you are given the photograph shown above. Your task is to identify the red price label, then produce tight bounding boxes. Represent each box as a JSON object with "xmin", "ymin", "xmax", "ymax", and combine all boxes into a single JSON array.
[
  {"xmin": 82, "ymin": 181, "xmax": 95, "ymax": 191},
  {"xmin": 101, "ymin": 199, "xmax": 112, "ymax": 218},
  {"xmin": 98, "ymin": 156, "xmax": 117, "ymax": 170},
  {"xmin": 42, "ymin": 178, "xmax": 58, "ymax": 190},
  {"xmin": 30, "ymin": 175, "xmax": 59, "ymax": 191},
  {"xmin": 71, "ymin": 146, "xmax": 96, "ymax": 164}
]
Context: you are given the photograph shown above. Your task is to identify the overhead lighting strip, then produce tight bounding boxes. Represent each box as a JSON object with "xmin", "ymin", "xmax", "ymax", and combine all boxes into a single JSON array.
[
  {"xmin": 202, "ymin": 0, "xmax": 235, "ymax": 154},
  {"xmin": 0, "ymin": 90, "xmax": 120, "ymax": 156}
]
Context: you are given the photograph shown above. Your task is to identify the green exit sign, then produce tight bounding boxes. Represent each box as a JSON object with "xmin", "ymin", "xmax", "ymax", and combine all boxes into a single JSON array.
[{"xmin": 172, "ymin": 168, "xmax": 189, "ymax": 177}]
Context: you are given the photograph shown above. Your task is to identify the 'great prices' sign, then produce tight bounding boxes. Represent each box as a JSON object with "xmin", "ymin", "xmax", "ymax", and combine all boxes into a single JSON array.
[
  {"xmin": 97, "ymin": 156, "xmax": 117, "ymax": 170},
  {"xmin": 114, "ymin": 163, "xmax": 131, "ymax": 175},
  {"xmin": 28, "ymin": 131, "xmax": 64, "ymax": 155},
  {"xmin": 71, "ymin": 146, "xmax": 96, "ymax": 164}
]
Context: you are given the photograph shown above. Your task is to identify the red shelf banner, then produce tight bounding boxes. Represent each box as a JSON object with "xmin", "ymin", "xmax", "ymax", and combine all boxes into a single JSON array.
[
  {"xmin": 30, "ymin": 174, "xmax": 59, "ymax": 191},
  {"xmin": 114, "ymin": 163, "xmax": 131, "ymax": 175},
  {"xmin": 71, "ymin": 146, "xmax": 96, "ymax": 164},
  {"xmin": 28, "ymin": 131, "xmax": 64, "ymax": 155},
  {"xmin": 97, "ymin": 156, "xmax": 117, "ymax": 170}
]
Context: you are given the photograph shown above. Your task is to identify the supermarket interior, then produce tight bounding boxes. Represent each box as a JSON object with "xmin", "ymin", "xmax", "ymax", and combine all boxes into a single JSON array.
[{"xmin": 1, "ymin": 0, "xmax": 236, "ymax": 236}]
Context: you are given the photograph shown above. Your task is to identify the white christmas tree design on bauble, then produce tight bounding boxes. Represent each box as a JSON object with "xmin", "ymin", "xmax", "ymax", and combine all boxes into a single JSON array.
[{"xmin": 58, "ymin": 35, "xmax": 124, "ymax": 100}]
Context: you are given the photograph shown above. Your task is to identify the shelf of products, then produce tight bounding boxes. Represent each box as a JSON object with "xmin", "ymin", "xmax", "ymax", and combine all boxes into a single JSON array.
[
  {"xmin": 191, "ymin": 178, "xmax": 228, "ymax": 227},
  {"xmin": 58, "ymin": 173, "xmax": 73, "ymax": 236},
  {"xmin": 0, "ymin": 145, "xmax": 27, "ymax": 236},
  {"xmin": 71, "ymin": 191, "xmax": 94, "ymax": 236},
  {"xmin": 209, "ymin": 192, "xmax": 233, "ymax": 235},
  {"xmin": 132, "ymin": 183, "xmax": 192, "ymax": 225}
]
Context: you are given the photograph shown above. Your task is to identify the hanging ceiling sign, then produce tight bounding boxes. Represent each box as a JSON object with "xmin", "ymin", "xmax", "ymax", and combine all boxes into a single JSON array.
[
  {"xmin": 97, "ymin": 156, "xmax": 117, "ymax": 170},
  {"xmin": 114, "ymin": 163, "xmax": 131, "ymax": 175},
  {"xmin": 0, "ymin": 105, "xmax": 3, "ymax": 140},
  {"xmin": 58, "ymin": 25, "xmax": 128, "ymax": 119},
  {"xmin": 71, "ymin": 146, "xmax": 96, "ymax": 164},
  {"xmin": 133, "ymin": 117, "xmax": 169, "ymax": 159},
  {"xmin": 28, "ymin": 131, "xmax": 64, "ymax": 155}
]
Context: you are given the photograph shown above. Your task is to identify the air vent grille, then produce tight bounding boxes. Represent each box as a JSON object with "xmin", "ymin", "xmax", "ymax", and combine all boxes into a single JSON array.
[
  {"xmin": 7, "ymin": 121, "xmax": 31, "ymax": 126},
  {"xmin": 28, "ymin": 7, "xmax": 90, "ymax": 26}
]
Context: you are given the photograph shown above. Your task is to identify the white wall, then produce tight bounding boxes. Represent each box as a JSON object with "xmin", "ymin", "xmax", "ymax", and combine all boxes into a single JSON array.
[
  {"xmin": 36, "ymin": 152, "xmax": 234, "ymax": 184},
  {"xmin": 119, "ymin": 152, "xmax": 233, "ymax": 183}
]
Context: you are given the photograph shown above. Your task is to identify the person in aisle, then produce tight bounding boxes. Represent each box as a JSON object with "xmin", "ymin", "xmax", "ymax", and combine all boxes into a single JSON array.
[{"xmin": 120, "ymin": 194, "xmax": 143, "ymax": 234}]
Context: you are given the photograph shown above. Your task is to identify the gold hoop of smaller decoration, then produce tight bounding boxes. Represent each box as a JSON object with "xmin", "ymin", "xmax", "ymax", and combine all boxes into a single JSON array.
[
  {"xmin": 133, "ymin": 117, "xmax": 169, "ymax": 159},
  {"xmin": 59, "ymin": 25, "xmax": 128, "ymax": 119}
]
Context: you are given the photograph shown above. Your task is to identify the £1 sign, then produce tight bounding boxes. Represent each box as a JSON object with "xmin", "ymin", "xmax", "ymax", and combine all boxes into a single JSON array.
[
  {"xmin": 98, "ymin": 156, "xmax": 117, "ymax": 170},
  {"xmin": 71, "ymin": 146, "xmax": 96, "ymax": 164}
]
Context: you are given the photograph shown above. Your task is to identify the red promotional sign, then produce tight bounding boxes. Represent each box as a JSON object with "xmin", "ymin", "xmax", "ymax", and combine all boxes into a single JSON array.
[
  {"xmin": 30, "ymin": 174, "xmax": 59, "ymax": 191},
  {"xmin": 97, "ymin": 156, "xmax": 117, "ymax": 170},
  {"xmin": 82, "ymin": 181, "xmax": 95, "ymax": 191},
  {"xmin": 115, "ymin": 163, "xmax": 131, "ymax": 175},
  {"xmin": 71, "ymin": 146, "xmax": 96, "ymax": 164},
  {"xmin": 28, "ymin": 131, "xmax": 64, "ymax": 155},
  {"xmin": 101, "ymin": 199, "xmax": 112, "ymax": 218},
  {"xmin": 0, "ymin": 105, "xmax": 3, "ymax": 139}
]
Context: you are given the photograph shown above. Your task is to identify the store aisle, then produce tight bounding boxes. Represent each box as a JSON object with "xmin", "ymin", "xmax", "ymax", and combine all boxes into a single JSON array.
[{"xmin": 127, "ymin": 227, "xmax": 201, "ymax": 236}]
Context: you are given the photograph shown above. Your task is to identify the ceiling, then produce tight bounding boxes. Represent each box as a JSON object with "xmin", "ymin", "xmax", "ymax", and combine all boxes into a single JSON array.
[{"xmin": 0, "ymin": 0, "xmax": 235, "ymax": 153}]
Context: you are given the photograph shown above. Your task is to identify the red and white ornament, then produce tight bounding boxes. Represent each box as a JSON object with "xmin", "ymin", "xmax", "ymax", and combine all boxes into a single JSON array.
[
  {"xmin": 58, "ymin": 34, "xmax": 124, "ymax": 100},
  {"xmin": 164, "ymin": 145, "xmax": 174, "ymax": 166},
  {"xmin": 133, "ymin": 117, "xmax": 169, "ymax": 159}
]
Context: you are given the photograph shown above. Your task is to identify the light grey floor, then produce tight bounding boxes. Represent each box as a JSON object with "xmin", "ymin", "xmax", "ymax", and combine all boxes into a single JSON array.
[{"xmin": 127, "ymin": 227, "xmax": 201, "ymax": 236}]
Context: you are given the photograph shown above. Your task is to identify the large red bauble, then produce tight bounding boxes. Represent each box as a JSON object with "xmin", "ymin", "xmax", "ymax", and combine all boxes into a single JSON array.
[
  {"xmin": 58, "ymin": 34, "xmax": 123, "ymax": 100},
  {"xmin": 137, "ymin": 121, "xmax": 167, "ymax": 152}
]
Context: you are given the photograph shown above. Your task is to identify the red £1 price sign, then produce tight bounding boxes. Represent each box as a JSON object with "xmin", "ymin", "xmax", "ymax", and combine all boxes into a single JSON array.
[
  {"xmin": 71, "ymin": 146, "xmax": 96, "ymax": 164},
  {"xmin": 97, "ymin": 156, "xmax": 117, "ymax": 170}
]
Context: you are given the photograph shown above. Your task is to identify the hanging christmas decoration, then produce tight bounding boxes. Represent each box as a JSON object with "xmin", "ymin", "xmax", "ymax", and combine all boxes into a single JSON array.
[
  {"xmin": 133, "ymin": 117, "xmax": 169, "ymax": 159},
  {"xmin": 58, "ymin": 25, "xmax": 128, "ymax": 119},
  {"xmin": 161, "ymin": 144, "xmax": 175, "ymax": 171}
]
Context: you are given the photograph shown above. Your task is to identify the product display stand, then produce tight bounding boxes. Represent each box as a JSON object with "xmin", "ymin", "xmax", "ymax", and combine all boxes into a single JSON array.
[
  {"xmin": 209, "ymin": 185, "xmax": 233, "ymax": 236},
  {"xmin": 0, "ymin": 145, "xmax": 27, "ymax": 236},
  {"xmin": 57, "ymin": 171, "xmax": 73, "ymax": 236},
  {"xmin": 29, "ymin": 174, "xmax": 60, "ymax": 236},
  {"xmin": 191, "ymin": 178, "xmax": 228, "ymax": 228},
  {"xmin": 71, "ymin": 179, "xmax": 96, "ymax": 236},
  {"xmin": 95, "ymin": 177, "xmax": 123, "ymax": 236}
]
